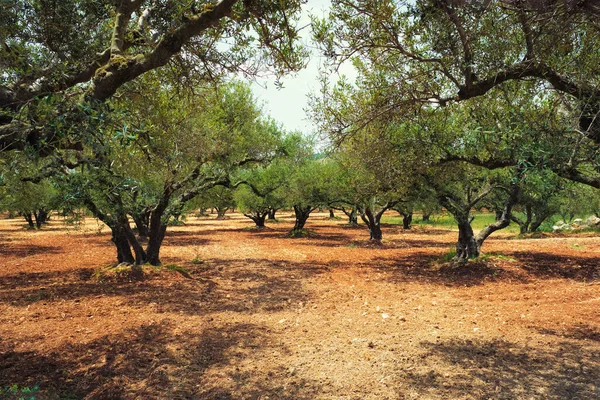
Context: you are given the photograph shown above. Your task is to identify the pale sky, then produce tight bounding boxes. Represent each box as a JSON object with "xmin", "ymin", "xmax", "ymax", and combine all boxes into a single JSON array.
[{"xmin": 249, "ymin": 0, "xmax": 356, "ymax": 137}]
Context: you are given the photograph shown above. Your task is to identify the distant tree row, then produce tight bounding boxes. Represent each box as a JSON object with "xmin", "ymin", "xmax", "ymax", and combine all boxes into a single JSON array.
[{"xmin": 2, "ymin": 0, "xmax": 600, "ymax": 267}]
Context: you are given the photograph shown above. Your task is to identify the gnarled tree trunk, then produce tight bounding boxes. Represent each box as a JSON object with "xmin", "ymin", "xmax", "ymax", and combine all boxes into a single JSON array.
[
  {"xmin": 358, "ymin": 206, "xmax": 383, "ymax": 242},
  {"xmin": 338, "ymin": 206, "xmax": 358, "ymax": 226},
  {"xmin": 112, "ymin": 224, "xmax": 135, "ymax": 264},
  {"xmin": 244, "ymin": 211, "xmax": 268, "ymax": 228},
  {"xmin": 22, "ymin": 212, "xmax": 35, "ymax": 229},
  {"xmin": 455, "ymin": 215, "xmax": 480, "ymax": 260},
  {"xmin": 216, "ymin": 207, "xmax": 229, "ymax": 219},
  {"xmin": 34, "ymin": 208, "xmax": 50, "ymax": 229},
  {"xmin": 132, "ymin": 209, "xmax": 150, "ymax": 238},
  {"xmin": 289, "ymin": 205, "xmax": 313, "ymax": 235},
  {"xmin": 439, "ymin": 183, "xmax": 520, "ymax": 262}
]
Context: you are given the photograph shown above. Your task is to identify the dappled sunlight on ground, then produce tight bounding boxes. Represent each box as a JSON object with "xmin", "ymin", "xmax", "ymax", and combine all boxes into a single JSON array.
[{"xmin": 1, "ymin": 212, "xmax": 599, "ymax": 399}]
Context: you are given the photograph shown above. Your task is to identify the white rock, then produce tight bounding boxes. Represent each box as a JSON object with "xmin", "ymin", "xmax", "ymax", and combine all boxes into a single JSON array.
[{"xmin": 586, "ymin": 215, "xmax": 600, "ymax": 226}]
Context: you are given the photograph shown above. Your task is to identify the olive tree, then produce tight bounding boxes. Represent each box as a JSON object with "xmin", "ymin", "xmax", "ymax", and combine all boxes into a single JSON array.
[
  {"xmin": 66, "ymin": 80, "xmax": 283, "ymax": 267},
  {"xmin": 313, "ymin": 0, "xmax": 600, "ymax": 188},
  {"xmin": 1, "ymin": 0, "xmax": 307, "ymax": 154}
]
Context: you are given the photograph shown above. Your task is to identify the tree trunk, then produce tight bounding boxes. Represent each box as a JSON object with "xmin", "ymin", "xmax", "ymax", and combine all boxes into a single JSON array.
[
  {"xmin": 118, "ymin": 217, "xmax": 147, "ymax": 265},
  {"xmin": 359, "ymin": 207, "xmax": 383, "ymax": 242},
  {"xmin": 473, "ymin": 184, "xmax": 519, "ymax": 254},
  {"xmin": 329, "ymin": 209, "xmax": 335, "ymax": 218},
  {"xmin": 254, "ymin": 213, "xmax": 267, "ymax": 227},
  {"xmin": 132, "ymin": 210, "xmax": 150, "ymax": 238},
  {"xmin": 289, "ymin": 205, "xmax": 312, "ymax": 235},
  {"xmin": 112, "ymin": 225, "xmax": 135, "ymax": 264},
  {"xmin": 369, "ymin": 223, "xmax": 383, "ymax": 241},
  {"xmin": 455, "ymin": 217, "xmax": 480, "ymax": 261},
  {"xmin": 145, "ymin": 224, "xmax": 166, "ymax": 266},
  {"xmin": 22, "ymin": 212, "xmax": 35, "ymax": 229},
  {"xmin": 348, "ymin": 209, "xmax": 358, "ymax": 226},
  {"xmin": 268, "ymin": 208, "xmax": 277, "ymax": 220},
  {"xmin": 511, "ymin": 204, "xmax": 532, "ymax": 234},
  {"xmin": 340, "ymin": 207, "xmax": 358, "ymax": 226},
  {"xmin": 529, "ymin": 210, "xmax": 551, "ymax": 233},
  {"xmin": 34, "ymin": 209, "xmax": 49, "ymax": 229},
  {"xmin": 402, "ymin": 212, "xmax": 413, "ymax": 230},
  {"xmin": 245, "ymin": 212, "xmax": 268, "ymax": 228},
  {"xmin": 216, "ymin": 207, "xmax": 228, "ymax": 219},
  {"xmin": 144, "ymin": 203, "xmax": 169, "ymax": 266},
  {"xmin": 422, "ymin": 213, "xmax": 430, "ymax": 222}
]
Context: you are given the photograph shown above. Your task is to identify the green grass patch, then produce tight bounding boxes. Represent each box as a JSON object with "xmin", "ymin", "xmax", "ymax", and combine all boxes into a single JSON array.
[
  {"xmin": 478, "ymin": 252, "xmax": 516, "ymax": 262},
  {"xmin": 435, "ymin": 249, "xmax": 516, "ymax": 265},
  {"xmin": 439, "ymin": 249, "xmax": 457, "ymax": 262},
  {"xmin": 1, "ymin": 384, "xmax": 39, "ymax": 400},
  {"xmin": 190, "ymin": 255, "xmax": 205, "ymax": 265},
  {"xmin": 287, "ymin": 228, "xmax": 312, "ymax": 238},
  {"xmin": 383, "ymin": 212, "xmax": 521, "ymax": 234},
  {"xmin": 163, "ymin": 264, "xmax": 192, "ymax": 278}
]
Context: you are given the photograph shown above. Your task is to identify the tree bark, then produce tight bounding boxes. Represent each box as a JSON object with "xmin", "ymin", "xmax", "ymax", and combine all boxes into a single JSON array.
[
  {"xmin": 359, "ymin": 207, "xmax": 383, "ymax": 242},
  {"xmin": 329, "ymin": 209, "xmax": 335, "ymax": 218},
  {"xmin": 289, "ymin": 205, "xmax": 313, "ymax": 234},
  {"xmin": 145, "ymin": 223, "xmax": 166, "ymax": 266},
  {"xmin": 402, "ymin": 212, "xmax": 413, "ymax": 229},
  {"xmin": 348, "ymin": 208, "xmax": 358, "ymax": 226},
  {"xmin": 33, "ymin": 209, "xmax": 49, "ymax": 229},
  {"xmin": 473, "ymin": 184, "xmax": 520, "ymax": 252},
  {"xmin": 529, "ymin": 214, "xmax": 547, "ymax": 232},
  {"xmin": 440, "ymin": 183, "xmax": 519, "ymax": 262},
  {"xmin": 455, "ymin": 216, "xmax": 480, "ymax": 261},
  {"xmin": 268, "ymin": 208, "xmax": 277, "ymax": 220},
  {"xmin": 112, "ymin": 225, "xmax": 135, "ymax": 264},
  {"xmin": 119, "ymin": 217, "xmax": 147, "ymax": 265},
  {"xmin": 216, "ymin": 207, "xmax": 229, "ymax": 219},
  {"xmin": 132, "ymin": 209, "xmax": 150, "ymax": 238},
  {"xmin": 245, "ymin": 211, "xmax": 268, "ymax": 228},
  {"xmin": 22, "ymin": 212, "xmax": 35, "ymax": 229},
  {"xmin": 339, "ymin": 207, "xmax": 358, "ymax": 225}
]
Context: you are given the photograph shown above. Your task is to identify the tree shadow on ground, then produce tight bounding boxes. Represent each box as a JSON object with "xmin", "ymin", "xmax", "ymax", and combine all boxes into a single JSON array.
[
  {"xmin": 0, "ymin": 320, "xmax": 320, "ymax": 399},
  {"xmin": 363, "ymin": 253, "xmax": 523, "ymax": 287},
  {"xmin": 0, "ymin": 244, "xmax": 63, "ymax": 258},
  {"xmin": 505, "ymin": 251, "xmax": 600, "ymax": 281},
  {"xmin": 401, "ymin": 338, "xmax": 600, "ymax": 399},
  {"xmin": 364, "ymin": 249, "xmax": 600, "ymax": 287},
  {"xmin": 0, "ymin": 258, "xmax": 327, "ymax": 316},
  {"xmin": 534, "ymin": 323, "xmax": 600, "ymax": 343},
  {"xmin": 138, "ymin": 258, "xmax": 330, "ymax": 315},
  {"xmin": 162, "ymin": 234, "xmax": 211, "ymax": 247}
]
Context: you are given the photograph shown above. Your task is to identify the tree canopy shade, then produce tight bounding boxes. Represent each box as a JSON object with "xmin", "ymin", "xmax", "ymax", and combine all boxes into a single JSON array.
[
  {"xmin": 312, "ymin": 0, "xmax": 600, "ymax": 187},
  {"xmin": 0, "ymin": 0, "xmax": 307, "ymax": 153},
  {"xmin": 55, "ymin": 78, "xmax": 285, "ymax": 267}
]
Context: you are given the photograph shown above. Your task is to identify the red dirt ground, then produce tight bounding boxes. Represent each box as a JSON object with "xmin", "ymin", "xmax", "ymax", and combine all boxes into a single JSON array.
[{"xmin": 1, "ymin": 212, "xmax": 599, "ymax": 399}]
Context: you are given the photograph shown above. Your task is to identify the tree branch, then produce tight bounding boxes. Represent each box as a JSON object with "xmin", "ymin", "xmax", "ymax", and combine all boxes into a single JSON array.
[{"xmin": 91, "ymin": 0, "xmax": 239, "ymax": 100}]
